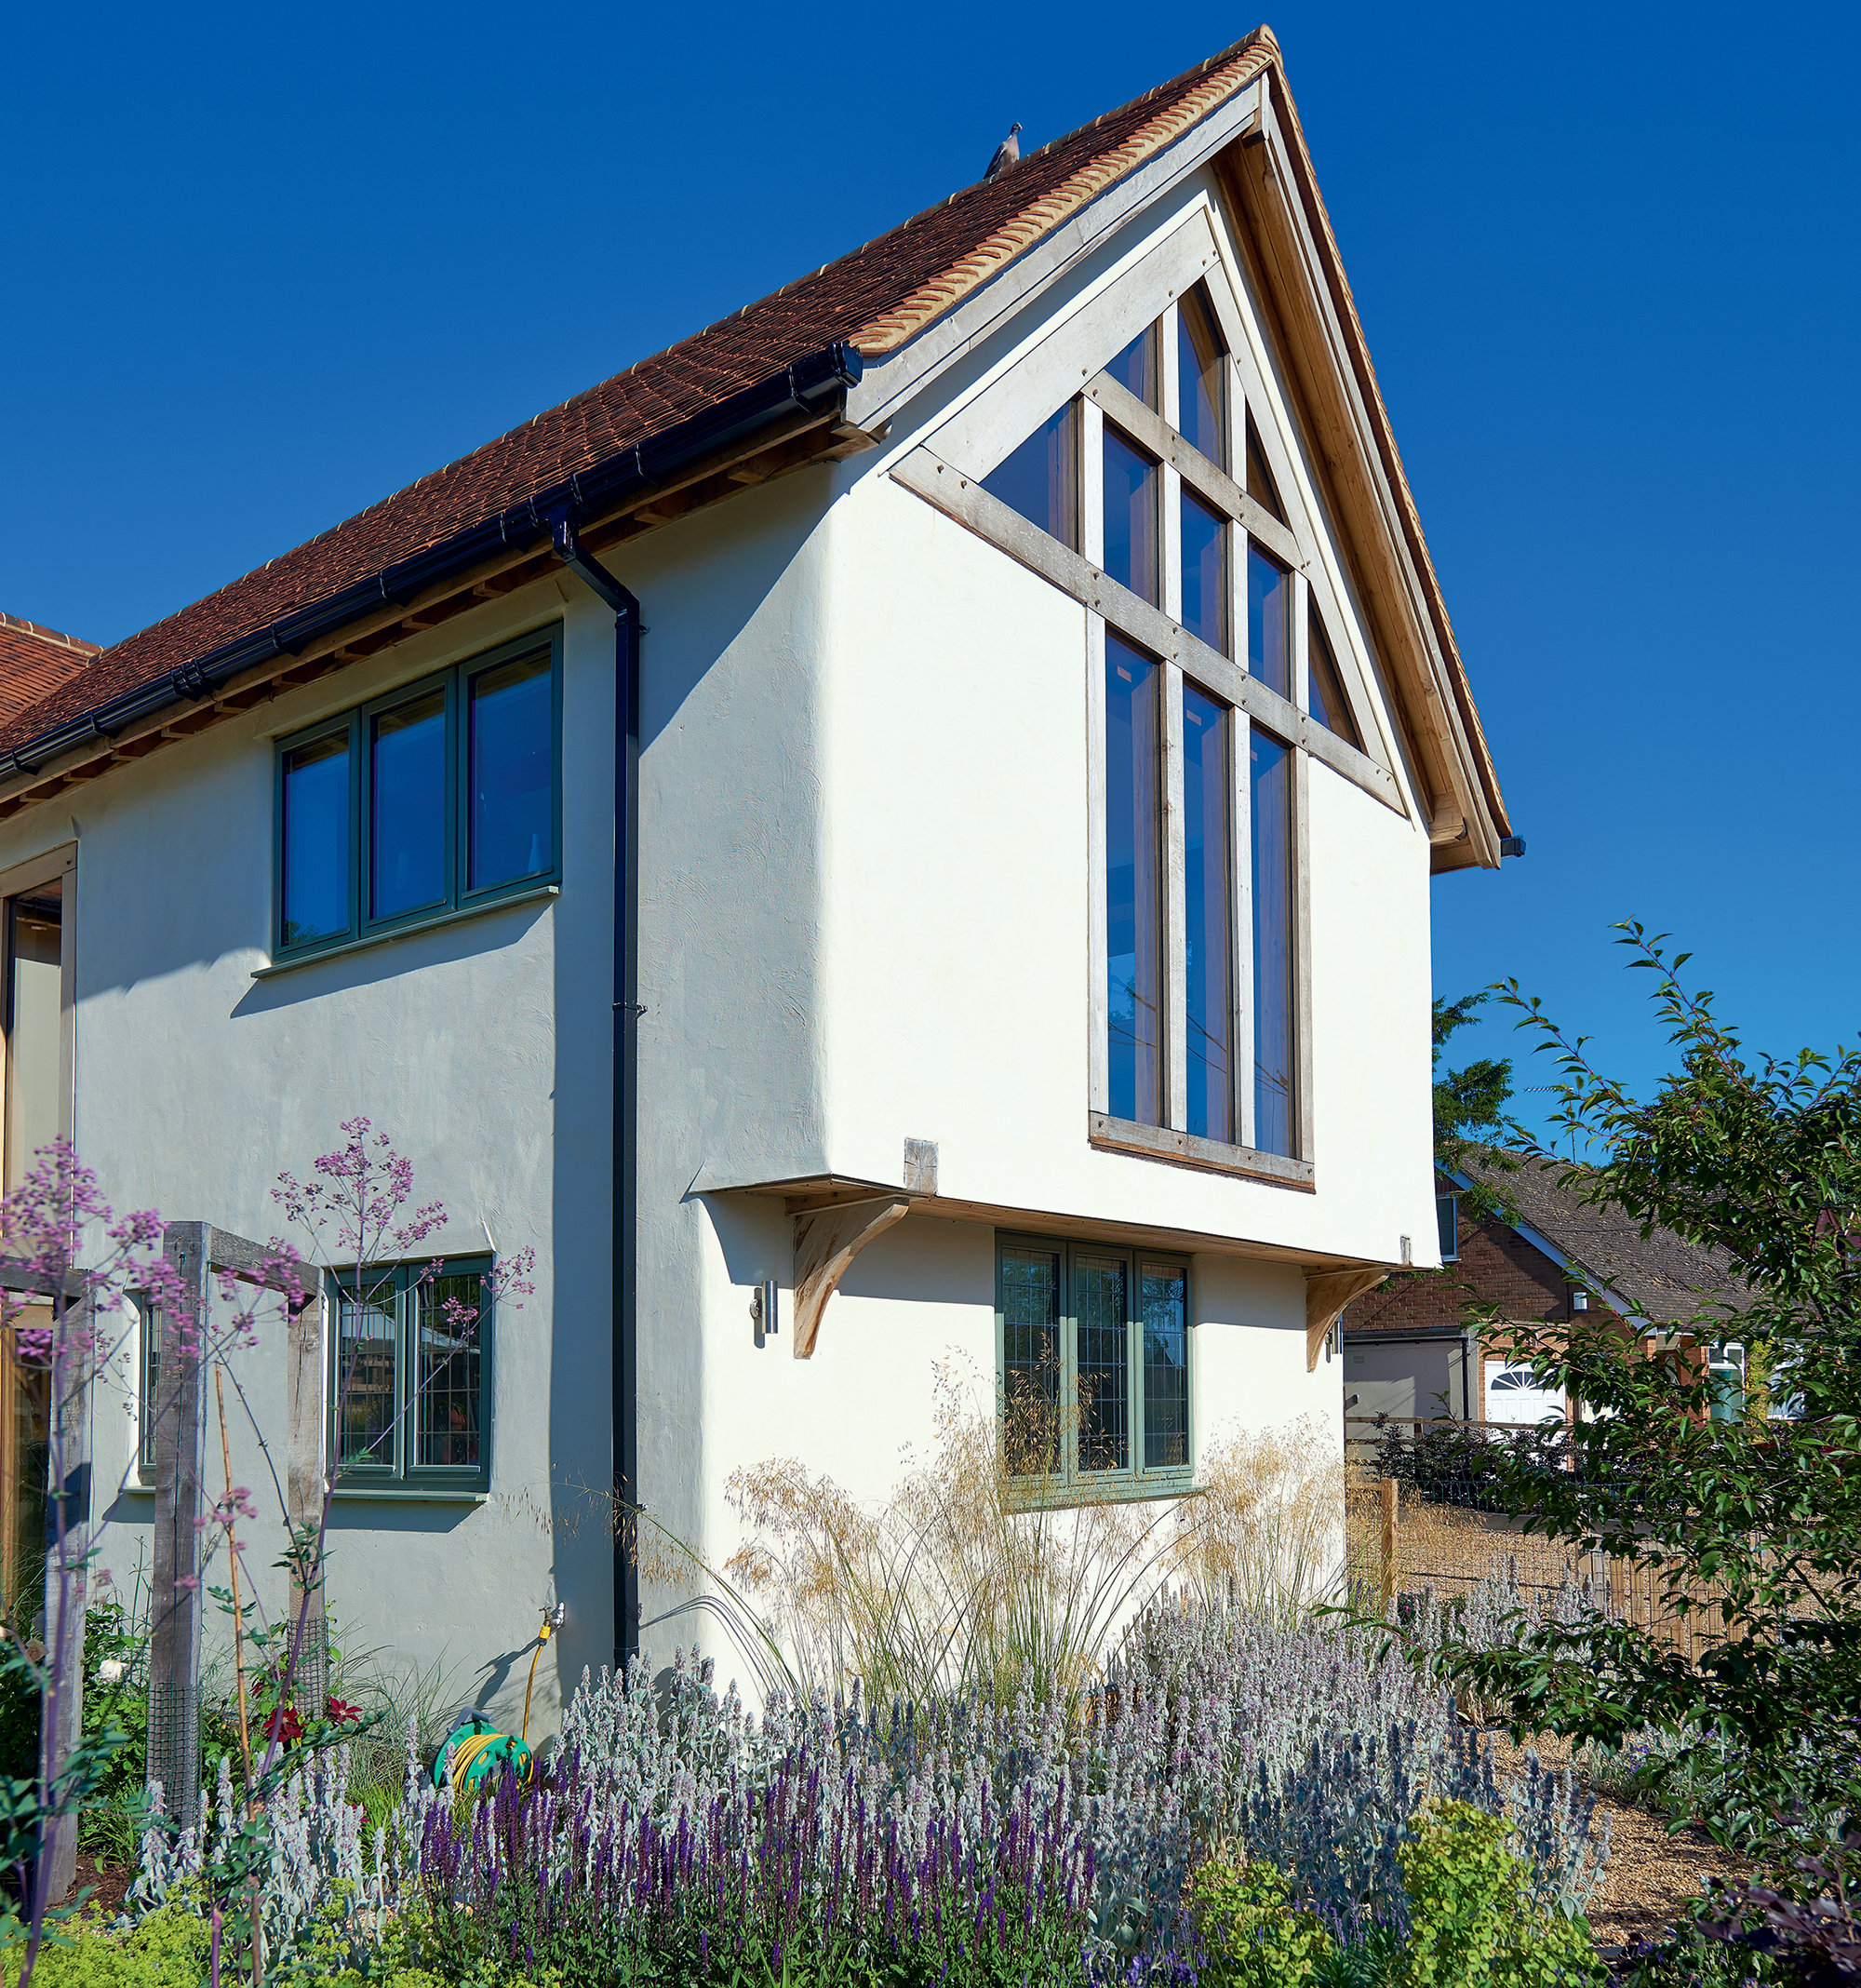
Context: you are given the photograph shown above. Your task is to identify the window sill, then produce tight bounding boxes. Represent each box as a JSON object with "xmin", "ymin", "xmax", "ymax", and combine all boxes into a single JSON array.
[
  {"xmin": 117, "ymin": 1481, "xmax": 488, "ymax": 1504},
  {"xmin": 1007, "ymin": 1477, "xmax": 1202, "ymax": 1513},
  {"xmin": 252, "ymin": 884, "xmax": 559, "ymax": 980},
  {"xmin": 1090, "ymin": 1113, "xmax": 1315, "ymax": 1189}
]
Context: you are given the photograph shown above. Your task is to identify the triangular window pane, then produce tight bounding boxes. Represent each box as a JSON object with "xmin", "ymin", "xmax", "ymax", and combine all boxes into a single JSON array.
[
  {"xmin": 981, "ymin": 403, "xmax": 1078, "ymax": 549},
  {"xmin": 1246, "ymin": 413, "xmax": 1285, "ymax": 523},
  {"xmin": 1306, "ymin": 610, "xmax": 1362, "ymax": 749},
  {"xmin": 1105, "ymin": 324, "xmax": 1158, "ymax": 410}
]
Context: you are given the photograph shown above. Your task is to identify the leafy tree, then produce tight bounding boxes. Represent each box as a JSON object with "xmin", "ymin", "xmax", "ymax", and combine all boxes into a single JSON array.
[
  {"xmin": 1411, "ymin": 926, "xmax": 1861, "ymax": 1863},
  {"xmin": 1432, "ymin": 993, "xmax": 1520, "ymax": 1223}
]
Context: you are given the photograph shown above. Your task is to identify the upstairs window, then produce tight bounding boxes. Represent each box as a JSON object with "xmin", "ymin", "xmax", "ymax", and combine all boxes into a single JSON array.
[
  {"xmin": 1105, "ymin": 637, "xmax": 1162, "ymax": 1127},
  {"xmin": 1103, "ymin": 427, "xmax": 1159, "ymax": 604},
  {"xmin": 980, "ymin": 404, "xmax": 1078, "ymax": 549},
  {"xmin": 1306, "ymin": 609, "xmax": 1362, "ymax": 749},
  {"xmin": 274, "ymin": 627, "xmax": 562, "ymax": 961},
  {"xmin": 1105, "ymin": 324, "xmax": 1158, "ymax": 410},
  {"xmin": 1245, "ymin": 414, "xmax": 1285, "ymax": 522},
  {"xmin": 1176, "ymin": 285, "xmax": 1226, "ymax": 468}
]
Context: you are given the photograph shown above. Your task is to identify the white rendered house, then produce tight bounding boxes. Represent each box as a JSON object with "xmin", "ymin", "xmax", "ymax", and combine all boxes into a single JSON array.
[{"xmin": 0, "ymin": 28, "xmax": 1512, "ymax": 1726}]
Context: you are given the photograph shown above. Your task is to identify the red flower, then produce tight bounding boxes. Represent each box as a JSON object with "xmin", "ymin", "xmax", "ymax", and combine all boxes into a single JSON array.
[
  {"xmin": 324, "ymin": 1696, "xmax": 362, "ymax": 1726},
  {"xmin": 265, "ymin": 1703, "xmax": 304, "ymax": 1744}
]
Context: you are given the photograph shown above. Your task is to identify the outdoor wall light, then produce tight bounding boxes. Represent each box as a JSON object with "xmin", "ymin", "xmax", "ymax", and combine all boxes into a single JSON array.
[
  {"xmin": 752, "ymin": 1278, "xmax": 779, "ymax": 1346},
  {"xmin": 1572, "ymin": 1289, "xmax": 1591, "ymax": 1312}
]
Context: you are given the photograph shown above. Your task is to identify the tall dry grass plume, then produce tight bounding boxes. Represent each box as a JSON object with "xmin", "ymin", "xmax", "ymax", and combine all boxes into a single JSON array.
[
  {"xmin": 726, "ymin": 1360, "xmax": 1175, "ymax": 1708},
  {"xmin": 1169, "ymin": 1414, "xmax": 1346, "ymax": 1622}
]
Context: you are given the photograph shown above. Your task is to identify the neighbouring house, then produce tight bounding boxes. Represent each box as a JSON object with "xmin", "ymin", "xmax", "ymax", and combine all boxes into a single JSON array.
[
  {"xmin": 1341, "ymin": 1151, "xmax": 1752, "ymax": 1431},
  {"xmin": 0, "ymin": 27, "xmax": 1512, "ymax": 1730}
]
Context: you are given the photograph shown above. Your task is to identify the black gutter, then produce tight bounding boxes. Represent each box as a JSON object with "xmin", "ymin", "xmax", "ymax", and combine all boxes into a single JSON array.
[
  {"xmin": 0, "ymin": 343, "xmax": 863, "ymax": 779},
  {"xmin": 549, "ymin": 511, "xmax": 643, "ymax": 1674}
]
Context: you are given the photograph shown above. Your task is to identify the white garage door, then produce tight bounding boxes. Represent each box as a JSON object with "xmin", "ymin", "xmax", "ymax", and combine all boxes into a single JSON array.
[{"xmin": 1483, "ymin": 1359, "xmax": 1566, "ymax": 1427}]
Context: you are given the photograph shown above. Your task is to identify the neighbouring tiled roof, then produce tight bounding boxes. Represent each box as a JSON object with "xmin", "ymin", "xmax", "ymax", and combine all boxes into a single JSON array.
[
  {"xmin": 0, "ymin": 613, "xmax": 100, "ymax": 724},
  {"xmin": 0, "ymin": 21, "xmax": 1500, "ymax": 846},
  {"xmin": 1461, "ymin": 1150, "xmax": 1754, "ymax": 1326}
]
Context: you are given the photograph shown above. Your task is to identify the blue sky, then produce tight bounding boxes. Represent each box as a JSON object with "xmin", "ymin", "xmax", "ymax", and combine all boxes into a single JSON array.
[{"xmin": 5, "ymin": 2, "xmax": 1856, "ymax": 1127}]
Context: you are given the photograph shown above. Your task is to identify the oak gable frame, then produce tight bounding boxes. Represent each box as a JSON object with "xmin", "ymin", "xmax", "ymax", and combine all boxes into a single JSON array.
[
  {"xmin": 890, "ymin": 189, "xmax": 1430, "ymax": 1189},
  {"xmin": 913, "ymin": 199, "xmax": 1400, "ymax": 811}
]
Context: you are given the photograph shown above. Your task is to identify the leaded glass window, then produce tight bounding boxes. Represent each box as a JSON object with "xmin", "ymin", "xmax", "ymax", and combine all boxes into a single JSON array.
[
  {"xmin": 997, "ymin": 1236, "xmax": 1193, "ymax": 1497},
  {"xmin": 328, "ymin": 1257, "xmax": 493, "ymax": 1491}
]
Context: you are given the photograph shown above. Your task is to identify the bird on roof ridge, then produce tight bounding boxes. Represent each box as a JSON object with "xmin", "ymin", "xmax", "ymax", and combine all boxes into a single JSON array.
[{"xmin": 983, "ymin": 122, "xmax": 1023, "ymax": 182}]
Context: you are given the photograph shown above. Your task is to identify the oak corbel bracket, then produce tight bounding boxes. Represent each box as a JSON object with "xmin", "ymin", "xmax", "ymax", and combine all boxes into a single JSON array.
[
  {"xmin": 792, "ymin": 1197, "xmax": 910, "ymax": 1358},
  {"xmin": 1305, "ymin": 1268, "xmax": 1388, "ymax": 1372}
]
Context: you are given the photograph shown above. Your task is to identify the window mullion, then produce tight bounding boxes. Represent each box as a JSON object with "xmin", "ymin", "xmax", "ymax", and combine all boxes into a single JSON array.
[
  {"xmin": 1080, "ymin": 397, "xmax": 1105, "ymax": 569},
  {"xmin": 1162, "ymin": 663, "xmax": 1188, "ymax": 1133},
  {"xmin": 1127, "ymin": 1254, "xmax": 1143, "ymax": 1484}
]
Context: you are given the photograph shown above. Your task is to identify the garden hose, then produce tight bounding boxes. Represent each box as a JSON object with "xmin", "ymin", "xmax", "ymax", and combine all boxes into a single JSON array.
[{"xmin": 433, "ymin": 1609, "xmax": 558, "ymax": 1798}]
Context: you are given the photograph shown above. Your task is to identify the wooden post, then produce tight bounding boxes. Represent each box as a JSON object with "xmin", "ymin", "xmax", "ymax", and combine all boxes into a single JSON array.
[
  {"xmin": 286, "ymin": 1283, "xmax": 327, "ymax": 1722},
  {"xmin": 34, "ymin": 1291, "xmax": 91, "ymax": 1914},
  {"xmin": 1378, "ymin": 1478, "xmax": 1399, "ymax": 1617},
  {"xmin": 148, "ymin": 1223, "xmax": 208, "ymax": 1828}
]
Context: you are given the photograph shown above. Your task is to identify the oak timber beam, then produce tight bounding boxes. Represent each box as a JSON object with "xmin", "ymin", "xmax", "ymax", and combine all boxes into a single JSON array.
[
  {"xmin": 1305, "ymin": 1268, "xmax": 1387, "ymax": 1372},
  {"xmin": 792, "ymin": 1196, "xmax": 910, "ymax": 1359}
]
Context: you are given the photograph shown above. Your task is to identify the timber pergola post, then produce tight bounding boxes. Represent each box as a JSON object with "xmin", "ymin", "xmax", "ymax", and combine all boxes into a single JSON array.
[
  {"xmin": 26, "ymin": 1261, "xmax": 92, "ymax": 1916},
  {"xmin": 147, "ymin": 1223, "xmax": 308, "ymax": 1826}
]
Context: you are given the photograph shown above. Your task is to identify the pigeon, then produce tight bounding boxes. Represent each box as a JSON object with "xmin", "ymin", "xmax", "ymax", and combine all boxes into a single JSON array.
[{"xmin": 983, "ymin": 122, "xmax": 1023, "ymax": 182}]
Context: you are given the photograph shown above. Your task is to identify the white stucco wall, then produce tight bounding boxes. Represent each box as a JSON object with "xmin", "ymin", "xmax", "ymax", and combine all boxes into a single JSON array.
[{"xmin": 3, "ymin": 148, "xmax": 1453, "ymax": 1719}]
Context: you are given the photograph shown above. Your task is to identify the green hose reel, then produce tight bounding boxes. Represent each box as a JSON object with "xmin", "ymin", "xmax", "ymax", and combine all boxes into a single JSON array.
[{"xmin": 434, "ymin": 1712, "xmax": 534, "ymax": 1795}]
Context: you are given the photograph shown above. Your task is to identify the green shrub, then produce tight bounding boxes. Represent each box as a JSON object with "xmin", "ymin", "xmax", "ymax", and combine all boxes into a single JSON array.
[
  {"xmin": 0, "ymin": 1904, "xmax": 208, "ymax": 1988},
  {"xmin": 1190, "ymin": 1854, "xmax": 1337, "ymax": 1988},
  {"xmin": 1397, "ymin": 1804, "xmax": 1602, "ymax": 1988}
]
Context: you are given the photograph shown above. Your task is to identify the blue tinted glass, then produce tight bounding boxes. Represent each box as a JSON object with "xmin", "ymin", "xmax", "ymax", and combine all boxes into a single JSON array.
[
  {"xmin": 1306, "ymin": 611, "xmax": 1361, "ymax": 747},
  {"xmin": 1181, "ymin": 492, "xmax": 1227, "ymax": 653},
  {"xmin": 1105, "ymin": 638, "xmax": 1161, "ymax": 1125},
  {"xmin": 1142, "ymin": 1263, "xmax": 1187, "ymax": 1470},
  {"xmin": 1248, "ymin": 545, "xmax": 1291, "ymax": 700},
  {"xmin": 1103, "ymin": 429, "xmax": 1158, "ymax": 604},
  {"xmin": 281, "ymin": 730, "xmax": 350, "ymax": 947},
  {"xmin": 1252, "ymin": 728, "xmax": 1296, "ymax": 1158},
  {"xmin": 470, "ymin": 651, "xmax": 553, "ymax": 892},
  {"xmin": 371, "ymin": 689, "xmax": 447, "ymax": 920},
  {"xmin": 1105, "ymin": 325, "xmax": 1156, "ymax": 408},
  {"xmin": 1177, "ymin": 289, "xmax": 1225, "ymax": 466},
  {"xmin": 1183, "ymin": 687, "xmax": 1231, "ymax": 1144},
  {"xmin": 981, "ymin": 405, "xmax": 1078, "ymax": 549}
]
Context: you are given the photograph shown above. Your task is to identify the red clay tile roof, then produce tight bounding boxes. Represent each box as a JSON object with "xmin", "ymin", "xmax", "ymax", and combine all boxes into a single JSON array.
[
  {"xmin": 0, "ymin": 22, "xmax": 1504, "ymax": 846},
  {"xmin": 0, "ymin": 31, "xmax": 1280, "ymax": 762},
  {"xmin": 0, "ymin": 613, "xmax": 99, "ymax": 725}
]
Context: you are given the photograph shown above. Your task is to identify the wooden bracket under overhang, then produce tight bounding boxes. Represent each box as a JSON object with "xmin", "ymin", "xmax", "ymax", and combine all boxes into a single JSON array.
[{"xmin": 1305, "ymin": 1267, "xmax": 1389, "ymax": 1371}]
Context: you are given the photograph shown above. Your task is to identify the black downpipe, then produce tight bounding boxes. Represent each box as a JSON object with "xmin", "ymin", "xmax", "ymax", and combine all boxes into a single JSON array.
[{"xmin": 550, "ymin": 512, "xmax": 641, "ymax": 1671}]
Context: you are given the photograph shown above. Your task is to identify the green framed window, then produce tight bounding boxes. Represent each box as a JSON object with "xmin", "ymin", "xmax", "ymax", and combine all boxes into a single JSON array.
[
  {"xmin": 995, "ymin": 1233, "xmax": 1192, "ymax": 1499},
  {"xmin": 328, "ymin": 1256, "xmax": 493, "ymax": 1494},
  {"xmin": 274, "ymin": 625, "xmax": 563, "ymax": 960}
]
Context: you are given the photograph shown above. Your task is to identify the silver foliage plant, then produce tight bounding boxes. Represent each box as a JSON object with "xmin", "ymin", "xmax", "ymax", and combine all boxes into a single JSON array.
[{"xmin": 133, "ymin": 1592, "xmax": 1610, "ymax": 1975}]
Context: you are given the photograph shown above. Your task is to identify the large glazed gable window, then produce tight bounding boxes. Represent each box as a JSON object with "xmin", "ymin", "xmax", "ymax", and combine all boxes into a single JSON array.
[
  {"xmin": 996, "ymin": 1233, "xmax": 1192, "ymax": 1502},
  {"xmin": 929, "ymin": 262, "xmax": 1400, "ymax": 1188},
  {"xmin": 273, "ymin": 625, "xmax": 562, "ymax": 961}
]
